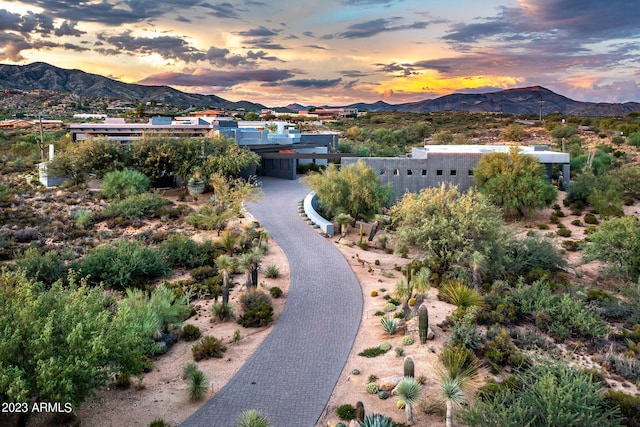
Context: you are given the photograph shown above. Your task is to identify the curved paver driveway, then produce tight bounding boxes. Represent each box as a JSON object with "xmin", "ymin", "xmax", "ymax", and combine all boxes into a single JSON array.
[{"xmin": 181, "ymin": 177, "xmax": 362, "ymax": 427}]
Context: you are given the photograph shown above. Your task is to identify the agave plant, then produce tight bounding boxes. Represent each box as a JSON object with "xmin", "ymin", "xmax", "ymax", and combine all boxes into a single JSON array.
[
  {"xmin": 394, "ymin": 377, "xmax": 422, "ymax": 425},
  {"xmin": 235, "ymin": 409, "xmax": 273, "ymax": 427},
  {"xmin": 358, "ymin": 413, "xmax": 395, "ymax": 427},
  {"xmin": 380, "ymin": 316, "xmax": 398, "ymax": 335}
]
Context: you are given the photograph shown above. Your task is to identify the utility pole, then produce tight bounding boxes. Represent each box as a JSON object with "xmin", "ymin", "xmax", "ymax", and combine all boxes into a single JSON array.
[
  {"xmin": 38, "ymin": 114, "xmax": 46, "ymax": 161},
  {"xmin": 539, "ymin": 100, "xmax": 544, "ymax": 122}
]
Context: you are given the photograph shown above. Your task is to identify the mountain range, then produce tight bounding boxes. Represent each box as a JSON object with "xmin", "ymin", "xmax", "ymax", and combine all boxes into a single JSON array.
[{"xmin": 1, "ymin": 62, "xmax": 640, "ymax": 117}]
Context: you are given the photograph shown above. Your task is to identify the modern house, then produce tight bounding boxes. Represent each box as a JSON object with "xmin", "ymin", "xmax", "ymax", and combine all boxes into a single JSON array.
[
  {"xmin": 343, "ymin": 145, "xmax": 570, "ymax": 199},
  {"xmin": 68, "ymin": 116, "xmax": 338, "ymax": 180}
]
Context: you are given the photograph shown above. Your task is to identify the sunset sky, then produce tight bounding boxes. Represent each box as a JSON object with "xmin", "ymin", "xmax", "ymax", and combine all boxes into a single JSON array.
[{"xmin": 1, "ymin": 0, "xmax": 639, "ymax": 106}]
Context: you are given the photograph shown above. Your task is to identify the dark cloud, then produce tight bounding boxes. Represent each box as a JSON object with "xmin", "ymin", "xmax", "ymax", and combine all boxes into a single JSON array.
[
  {"xmin": 305, "ymin": 45, "xmax": 327, "ymax": 50},
  {"xmin": 375, "ymin": 62, "xmax": 417, "ymax": 76},
  {"xmin": 302, "ymin": 31, "xmax": 315, "ymax": 38},
  {"xmin": 200, "ymin": 2, "xmax": 243, "ymax": 19},
  {"xmin": 247, "ymin": 50, "xmax": 282, "ymax": 61},
  {"xmin": 247, "ymin": 38, "xmax": 287, "ymax": 50},
  {"xmin": 244, "ymin": 0, "xmax": 268, "ymax": 6},
  {"xmin": 339, "ymin": 70, "xmax": 370, "ymax": 78},
  {"xmin": 138, "ymin": 68, "xmax": 296, "ymax": 87},
  {"xmin": 0, "ymin": 9, "xmax": 22, "ymax": 31},
  {"xmin": 338, "ymin": 18, "xmax": 429, "ymax": 39},
  {"xmin": 54, "ymin": 20, "xmax": 85, "ymax": 37},
  {"xmin": 344, "ymin": 79, "xmax": 359, "ymax": 89},
  {"xmin": 175, "ymin": 15, "xmax": 192, "ymax": 23},
  {"xmin": 234, "ymin": 26, "xmax": 280, "ymax": 37},
  {"xmin": 340, "ymin": 0, "xmax": 400, "ymax": 5},
  {"xmin": 97, "ymin": 31, "xmax": 205, "ymax": 62},
  {"xmin": 444, "ymin": 0, "xmax": 640, "ymax": 50},
  {"xmin": 283, "ymin": 78, "xmax": 342, "ymax": 88}
]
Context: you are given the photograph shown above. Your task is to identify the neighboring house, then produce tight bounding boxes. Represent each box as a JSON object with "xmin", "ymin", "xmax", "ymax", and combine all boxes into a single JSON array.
[{"xmin": 343, "ymin": 145, "xmax": 570, "ymax": 199}]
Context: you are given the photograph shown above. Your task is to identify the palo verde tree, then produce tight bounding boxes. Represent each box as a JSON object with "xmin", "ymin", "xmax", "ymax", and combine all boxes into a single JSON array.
[
  {"xmin": 583, "ymin": 216, "xmax": 640, "ymax": 281},
  {"xmin": 473, "ymin": 146, "xmax": 557, "ymax": 217},
  {"xmin": 0, "ymin": 270, "xmax": 155, "ymax": 426},
  {"xmin": 303, "ymin": 159, "xmax": 393, "ymax": 221},
  {"xmin": 390, "ymin": 183, "xmax": 508, "ymax": 281}
]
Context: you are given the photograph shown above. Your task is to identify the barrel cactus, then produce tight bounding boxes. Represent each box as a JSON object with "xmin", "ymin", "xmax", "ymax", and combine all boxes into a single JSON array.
[
  {"xmin": 377, "ymin": 390, "xmax": 389, "ymax": 400},
  {"xmin": 366, "ymin": 383, "xmax": 379, "ymax": 394},
  {"xmin": 418, "ymin": 303, "xmax": 429, "ymax": 344},
  {"xmin": 404, "ymin": 356, "xmax": 415, "ymax": 378}
]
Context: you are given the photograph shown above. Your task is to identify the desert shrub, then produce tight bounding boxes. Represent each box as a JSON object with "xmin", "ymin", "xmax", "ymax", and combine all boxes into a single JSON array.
[
  {"xmin": 536, "ymin": 223, "xmax": 549, "ymax": 230},
  {"xmin": 549, "ymin": 214, "xmax": 560, "ymax": 224},
  {"xmin": 75, "ymin": 209, "xmax": 92, "ymax": 229},
  {"xmin": 190, "ymin": 265, "xmax": 217, "ymax": 282},
  {"xmin": 102, "ymin": 192, "xmax": 168, "ymax": 219},
  {"xmin": 605, "ymin": 353, "xmax": 640, "ymax": 381},
  {"xmin": 211, "ymin": 302, "xmax": 234, "ymax": 321},
  {"xmin": 359, "ymin": 342, "xmax": 391, "ymax": 358},
  {"xmin": 149, "ymin": 418, "xmax": 171, "ymax": 427},
  {"xmin": 605, "ymin": 390, "xmax": 640, "ymax": 427},
  {"xmin": 14, "ymin": 248, "xmax": 66, "ymax": 286},
  {"xmin": 264, "ymin": 264, "xmax": 280, "ymax": 278},
  {"xmin": 240, "ymin": 290, "xmax": 271, "ymax": 312},
  {"xmin": 269, "ymin": 286, "xmax": 282, "ymax": 298},
  {"xmin": 450, "ymin": 308, "xmax": 483, "ymax": 350},
  {"xmin": 238, "ymin": 302, "xmax": 273, "ymax": 328},
  {"xmin": 484, "ymin": 326, "xmax": 528, "ymax": 373},
  {"xmin": 235, "ymin": 410, "xmax": 273, "ymax": 427},
  {"xmin": 561, "ymin": 240, "xmax": 580, "ymax": 251},
  {"xmin": 383, "ymin": 302, "xmax": 396, "ymax": 312},
  {"xmin": 395, "ymin": 347, "xmax": 404, "ymax": 356},
  {"xmin": 187, "ymin": 368, "xmax": 208, "ymax": 401},
  {"xmin": 336, "ymin": 404, "xmax": 357, "ymax": 420},
  {"xmin": 402, "ymin": 335, "xmax": 415, "ymax": 345},
  {"xmin": 77, "ymin": 239, "xmax": 171, "ymax": 288},
  {"xmin": 192, "ymin": 336, "xmax": 227, "ymax": 361},
  {"xmin": 101, "ymin": 169, "xmax": 149, "ymax": 199},
  {"xmin": 584, "ymin": 213, "xmax": 599, "ymax": 224},
  {"xmin": 571, "ymin": 219, "xmax": 582, "ymax": 226},
  {"xmin": 505, "ymin": 235, "xmax": 566, "ymax": 279},
  {"xmin": 460, "ymin": 363, "xmax": 622, "ymax": 427},
  {"xmin": 159, "ymin": 234, "xmax": 207, "ymax": 268},
  {"xmin": 557, "ymin": 228, "xmax": 572, "ymax": 237},
  {"xmin": 181, "ymin": 324, "xmax": 201, "ymax": 341}
]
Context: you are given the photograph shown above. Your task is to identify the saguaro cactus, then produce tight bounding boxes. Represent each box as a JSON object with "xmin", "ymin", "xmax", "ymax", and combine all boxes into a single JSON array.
[
  {"xmin": 404, "ymin": 356, "xmax": 415, "ymax": 378},
  {"xmin": 418, "ymin": 303, "xmax": 429, "ymax": 344},
  {"xmin": 355, "ymin": 401, "xmax": 365, "ymax": 422}
]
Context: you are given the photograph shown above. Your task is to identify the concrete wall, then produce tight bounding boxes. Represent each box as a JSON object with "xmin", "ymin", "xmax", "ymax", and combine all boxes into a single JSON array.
[
  {"xmin": 342, "ymin": 154, "xmax": 480, "ymax": 199},
  {"xmin": 304, "ymin": 192, "xmax": 334, "ymax": 237}
]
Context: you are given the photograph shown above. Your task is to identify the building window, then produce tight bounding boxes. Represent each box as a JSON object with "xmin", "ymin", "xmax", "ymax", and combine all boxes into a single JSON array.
[
  {"xmin": 422, "ymin": 169, "xmax": 427, "ymax": 176},
  {"xmin": 393, "ymin": 169, "xmax": 400, "ymax": 176},
  {"xmin": 436, "ymin": 170, "xmax": 443, "ymax": 176},
  {"xmin": 450, "ymin": 170, "xmax": 457, "ymax": 176},
  {"xmin": 468, "ymin": 170, "xmax": 474, "ymax": 176},
  {"xmin": 380, "ymin": 169, "xmax": 386, "ymax": 175},
  {"xmin": 407, "ymin": 169, "xmax": 413, "ymax": 176}
]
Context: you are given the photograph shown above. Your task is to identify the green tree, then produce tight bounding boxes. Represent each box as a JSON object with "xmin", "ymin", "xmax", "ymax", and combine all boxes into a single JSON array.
[
  {"xmin": 499, "ymin": 124, "xmax": 524, "ymax": 142},
  {"xmin": 568, "ymin": 173, "xmax": 623, "ymax": 217},
  {"xmin": 459, "ymin": 363, "xmax": 622, "ymax": 427},
  {"xmin": 303, "ymin": 160, "xmax": 393, "ymax": 221},
  {"xmin": 50, "ymin": 138, "xmax": 129, "ymax": 185},
  {"xmin": 474, "ymin": 147, "xmax": 557, "ymax": 217},
  {"xmin": 583, "ymin": 216, "xmax": 640, "ymax": 281},
  {"xmin": 611, "ymin": 164, "xmax": 640, "ymax": 198},
  {"xmin": 390, "ymin": 184, "xmax": 508, "ymax": 280},
  {"xmin": 0, "ymin": 271, "xmax": 152, "ymax": 426},
  {"xmin": 101, "ymin": 169, "xmax": 150, "ymax": 199}
]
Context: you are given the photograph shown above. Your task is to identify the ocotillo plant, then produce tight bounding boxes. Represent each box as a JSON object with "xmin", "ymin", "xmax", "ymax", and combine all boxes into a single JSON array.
[
  {"xmin": 404, "ymin": 356, "xmax": 415, "ymax": 378},
  {"xmin": 418, "ymin": 303, "xmax": 429, "ymax": 344}
]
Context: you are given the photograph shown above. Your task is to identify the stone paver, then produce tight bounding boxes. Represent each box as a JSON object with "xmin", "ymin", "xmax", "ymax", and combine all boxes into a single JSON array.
[{"xmin": 181, "ymin": 177, "xmax": 362, "ymax": 427}]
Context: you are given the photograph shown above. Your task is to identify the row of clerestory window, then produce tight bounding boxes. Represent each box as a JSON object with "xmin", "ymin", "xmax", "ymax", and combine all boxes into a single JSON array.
[{"xmin": 381, "ymin": 169, "xmax": 474, "ymax": 176}]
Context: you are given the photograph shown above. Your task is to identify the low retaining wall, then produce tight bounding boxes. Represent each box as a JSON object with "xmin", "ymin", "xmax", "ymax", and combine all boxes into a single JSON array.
[{"xmin": 303, "ymin": 192, "xmax": 334, "ymax": 237}]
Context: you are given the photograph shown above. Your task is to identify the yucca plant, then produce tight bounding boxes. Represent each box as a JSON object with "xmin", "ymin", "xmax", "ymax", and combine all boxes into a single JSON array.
[
  {"xmin": 439, "ymin": 280, "xmax": 485, "ymax": 312},
  {"xmin": 187, "ymin": 368, "xmax": 208, "ymax": 401},
  {"xmin": 380, "ymin": 316, "xmax": 398, "ymax": 335},
  {"xmin": 264, "ymin": 264, "xmax": 280, "ymax": 279},
  {"xmin": 395, "ymin": 377, "xmax": 422, "ymax": 425},
  {"xmin": 358, "ymin": 413, "xmax": 394, "ymax": 427},
  {"xmin": 437, "ymin": 346, "xmax": 482, "ymax": 427},
  {"xmin": 182, "ymin": 361, "xmax": 198, "ymax": 380},
  {"xmin": 234, "ymin": 409, "xmax": 273, "ymax": 427}
]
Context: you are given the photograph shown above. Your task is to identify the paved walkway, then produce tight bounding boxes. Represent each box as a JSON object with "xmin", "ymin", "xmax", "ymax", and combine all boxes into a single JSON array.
[{"xmin": 181, "ymin": 177, "xmax": 362, "ymax": 427}]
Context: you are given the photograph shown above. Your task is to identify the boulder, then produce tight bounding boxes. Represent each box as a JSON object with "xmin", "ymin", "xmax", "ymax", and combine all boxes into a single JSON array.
[{"xmin": 379, "ymin": 375, "xmax": 403, "ymax": 391}]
